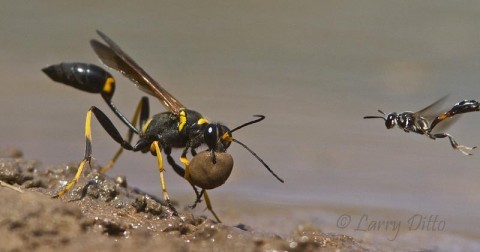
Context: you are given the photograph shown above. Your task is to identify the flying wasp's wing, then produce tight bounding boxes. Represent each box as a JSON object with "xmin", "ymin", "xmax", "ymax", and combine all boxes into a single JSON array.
[
  {"xmin": 430, "ymin": 99, "xmax": 480, "ymax": 131},
  {"xmin": 414, "ymin": 95, "xmax": 449, "ymax": 120},
  {"xmin": 412, "ymin": 95, "xmax": 460, "ymax": 133},
  {"xmin": 90, "ymin": 30, "xmax": 185, "ymax": 115}
]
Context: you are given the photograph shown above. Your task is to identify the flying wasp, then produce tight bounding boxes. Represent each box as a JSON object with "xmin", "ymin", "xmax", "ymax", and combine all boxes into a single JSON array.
[
  {"xmin": 364, "ymin": 96, "xmax": 477, "ymax": 155},
  {"xmin": 42, "ymin": 30, "xmax": 284, "ymax": 222}
]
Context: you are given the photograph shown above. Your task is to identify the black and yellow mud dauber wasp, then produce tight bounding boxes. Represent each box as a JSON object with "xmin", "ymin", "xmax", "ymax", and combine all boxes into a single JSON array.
[
  {"xmin": 364, "ymin": 96, "xmax": 480, "ymax": 155},
  {"xmin": 42, "ymin": 30, "xmax": 284, "ymax": 222}
]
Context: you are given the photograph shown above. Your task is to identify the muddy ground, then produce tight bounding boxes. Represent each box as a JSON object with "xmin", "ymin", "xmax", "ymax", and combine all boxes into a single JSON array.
[{"xmin": 0, "ymin": 147, "xmax": 371, "ymax": 252}]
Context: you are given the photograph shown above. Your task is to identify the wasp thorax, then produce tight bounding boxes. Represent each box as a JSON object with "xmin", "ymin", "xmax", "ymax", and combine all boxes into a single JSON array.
[{"xmin": 189, "ymin": 151, "xmax": 234, "ymax": 190}]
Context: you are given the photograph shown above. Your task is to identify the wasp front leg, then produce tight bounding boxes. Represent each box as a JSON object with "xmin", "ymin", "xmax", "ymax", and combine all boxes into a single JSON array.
[
  {"xmin": 180, "ymin": 148, "xmax": 222, "ymax": 223},
  {"xmin": 165, "ymin": 147, "xmax": 203, "ymax": 205},
  {"xmin": 165, "ymin": 147, "xmax": 221, "ymax": 222}
]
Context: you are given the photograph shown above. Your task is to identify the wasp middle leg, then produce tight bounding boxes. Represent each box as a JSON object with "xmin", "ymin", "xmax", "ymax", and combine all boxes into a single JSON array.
[{"xmin": 100, "ymin": 96, "xmax": 150, "ymax": 174}]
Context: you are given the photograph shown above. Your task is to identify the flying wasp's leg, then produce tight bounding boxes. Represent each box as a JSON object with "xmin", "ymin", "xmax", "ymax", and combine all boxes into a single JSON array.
[
  {"xmin": 202, "ymin": 190, "xmax": 221, "ymax": 223},
  {"xmin": 431, "ymin": 133, "xmax": 477, "ymax": 156},
  {"xmin": 54, "ymin": 106, "xmax": 135, "ymax": 198},
  {"xmin": 100, "ymin": 96, "xmax": 150, "ymax": 174},
  {"xmin": 151, "ymin": 141, "xmax": 178, "ymax": 216}
]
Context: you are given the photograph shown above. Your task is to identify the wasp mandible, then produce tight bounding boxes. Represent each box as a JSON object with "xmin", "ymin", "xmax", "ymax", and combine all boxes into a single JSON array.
[{"xmin": 42, "ymin": 31, "xmax": 284, "ymax": 222}]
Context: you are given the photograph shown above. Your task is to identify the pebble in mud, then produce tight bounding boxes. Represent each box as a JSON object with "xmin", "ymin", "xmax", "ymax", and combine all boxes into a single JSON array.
[
  {"xmin": 0, "ymin": 147, "xmax": 23, "ymax": 158},
  {"xmin": 0, "ymin": 158, "xmax": 41, "ymax": 186}
]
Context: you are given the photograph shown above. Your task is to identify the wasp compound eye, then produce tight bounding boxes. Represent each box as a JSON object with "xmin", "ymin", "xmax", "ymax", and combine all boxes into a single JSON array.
[
  {"xmin": 204, "ymin": 124, "xmax": 219, "ymax": 150},
  {"xmin": 189, "ymin": 150, "xmax": 234, "ymax": 190}
]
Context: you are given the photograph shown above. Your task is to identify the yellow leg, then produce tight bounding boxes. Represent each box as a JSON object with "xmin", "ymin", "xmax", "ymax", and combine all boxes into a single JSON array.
[
  {"xmin": 181, "ymin": 156, "xmax": 191, "ymax": 182},
  {"xmin": 55, "ymin": 160, "xmax": 88, "ymax": 197},
  {"xmin": 181, "ymin": 155, "xmax": 221, "ymax": 222},
  {"xmin": 152, "ymin": 141, "xmax": 177, "ymax": 215},
  {"xmin": 100, "ymin": 148, "xmax": 123, "ymax": 174},
  {"xmin": 54, "ymin": 110, "xmax": 93, "ymax": 197},
  {"xmin": 203, "ymin": 191, "xmax": 221, "ymax": 223}
]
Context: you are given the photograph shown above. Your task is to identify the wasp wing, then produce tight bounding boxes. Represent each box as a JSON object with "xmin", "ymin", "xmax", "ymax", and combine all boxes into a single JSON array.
[
  {"xmin": 414, "ymin": 95, "xmax": 449, "ymax": 119},
  {"xmin": 413, "ymin": 95, "xmax": 459, "ymax": 133},
  {"xmin": 430, "ymin": 99, "xmax": 480, "ymax": 131},
  {"xmin": 90, "ymin": 30, "xmax": 185, "ymax": 115},
  {"xmin": 429, "ymin": 115, "xmax": 460, "ymax": 134}
]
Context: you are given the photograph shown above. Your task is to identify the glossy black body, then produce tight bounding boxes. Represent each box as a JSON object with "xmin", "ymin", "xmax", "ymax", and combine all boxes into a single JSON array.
[
  {"xmin": 141, "ymin": 109, "xmax": 226, "ymax": 153},
  {"xmin": 385, "ymin": 111, "xmax": 429, "ymax": 135},
  {"xmin": 42, "ymin": 63, "xmax": 113, "ymax": 95},
  {"xmin": 364, "ymin": 97, "xmax": 478, "ymax": 155}
]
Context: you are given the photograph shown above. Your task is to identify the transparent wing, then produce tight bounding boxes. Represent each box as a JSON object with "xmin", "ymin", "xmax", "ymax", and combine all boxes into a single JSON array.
[
  {"xmin": 414, "ymin": 95, "xmax": 449, "ymax": 120},
  {"xmin": 429, "ymin": 115, "xmax": 460, "ymax": 134},
  {"xmin": 91, "ymin": 30, "xmax": 185, "ymax": 115},
  {"xmin": 430, "ymin": 99, "xmax": 480, "ymax": 131}
]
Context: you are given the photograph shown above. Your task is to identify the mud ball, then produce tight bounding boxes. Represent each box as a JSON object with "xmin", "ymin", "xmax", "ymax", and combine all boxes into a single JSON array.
[{"xmin": 189, "ymin": 151, "xmax": 234, "ymax": 190}]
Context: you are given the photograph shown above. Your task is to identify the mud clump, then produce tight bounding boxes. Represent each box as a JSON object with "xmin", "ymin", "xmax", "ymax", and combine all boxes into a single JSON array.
[{"xmin": 0, "ymin": 147, "xmax": 369, "ymax": 252}]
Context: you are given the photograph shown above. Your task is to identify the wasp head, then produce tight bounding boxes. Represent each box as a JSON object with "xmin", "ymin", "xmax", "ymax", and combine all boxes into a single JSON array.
[
  {"xmin": 384, "ymin": 112, "xmax": 397, "ymax": 129},
  {"xmin": 201, "ymin": 115, "xmax": 284, "ymax": 183},
  {"xmin": 364, "ymin": 110, "xmax": 397, "ymax": 129},
  {"xmin": 204, "ymin": 123, "xmax": 232, "ymax": 153}
]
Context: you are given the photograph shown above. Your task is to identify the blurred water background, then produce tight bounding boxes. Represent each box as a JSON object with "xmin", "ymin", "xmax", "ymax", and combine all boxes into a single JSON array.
[{"xmin": 2, "ymin": 1, "xmax": 480, "ymax": 250}]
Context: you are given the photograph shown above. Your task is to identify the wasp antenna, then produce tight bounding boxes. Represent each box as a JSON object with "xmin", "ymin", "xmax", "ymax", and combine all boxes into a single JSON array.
[
  {"xmin": 364, "ymin": 109, "xmax": 386, "ymax": 120},
  {"xmin": 363, "ymin": 115, "xmax": 386, "ymax": 120},
  {"xmin": 232, "ymin": 138, "xmax": 284, "ymax": 183},
  {"xmin": 230, "ymin": 115, "xmax": 265, "ymax": 133}
]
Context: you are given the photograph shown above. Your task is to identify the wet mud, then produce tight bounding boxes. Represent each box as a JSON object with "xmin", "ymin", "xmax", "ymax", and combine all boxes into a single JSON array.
[{"xmin": 0, "ymin": 147, "xmax": 368, "ymax": 252}]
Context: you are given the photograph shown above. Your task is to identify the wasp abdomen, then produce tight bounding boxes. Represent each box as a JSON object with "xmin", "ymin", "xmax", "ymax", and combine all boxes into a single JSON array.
[{"xmin": 42, "ymin": 63, "xmax": 115, "ymax": 98}]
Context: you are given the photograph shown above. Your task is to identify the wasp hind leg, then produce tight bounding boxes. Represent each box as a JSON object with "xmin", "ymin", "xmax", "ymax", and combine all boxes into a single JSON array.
[
  {"xmin": 54, "ymin": 106, "xmax": 135, "ymax": 198},
  {"xmin": 100, "ymin": 96, "xmax": 150, "ymax": 174},
  {"xmin": 431, "ymin": 133, "xmax": 477, "ymax": 155}
]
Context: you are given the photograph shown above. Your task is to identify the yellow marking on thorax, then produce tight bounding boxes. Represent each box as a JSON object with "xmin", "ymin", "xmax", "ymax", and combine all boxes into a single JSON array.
[
  {"xmin": 178, "ymin": 110, "xmax": 187, "ymax": 132},
  {"xmin": 142, "ymin": 117, "xmax": 154, "ymax": 134},
  {"xmin": 197, "ymin": 118, "xmax": 209, "ymax": 125},
  {"xmin": 102, "ymin": 77, "xmax": 115, "ymax": 94}
]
